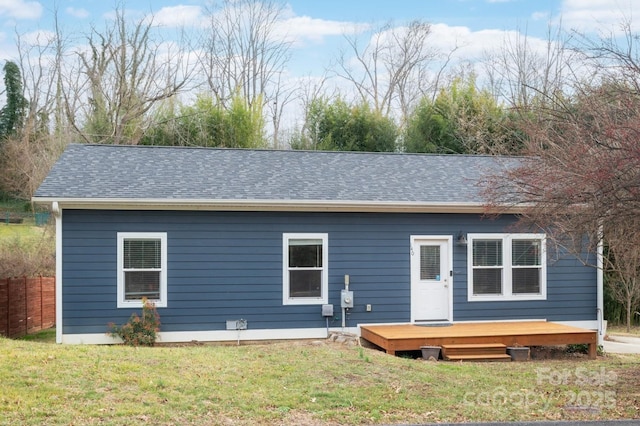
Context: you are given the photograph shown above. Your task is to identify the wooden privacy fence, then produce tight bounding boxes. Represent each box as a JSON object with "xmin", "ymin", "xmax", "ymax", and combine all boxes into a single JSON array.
[{"xmin": 0, "ymin": 277, "xmax": 55, "ymax": 338}]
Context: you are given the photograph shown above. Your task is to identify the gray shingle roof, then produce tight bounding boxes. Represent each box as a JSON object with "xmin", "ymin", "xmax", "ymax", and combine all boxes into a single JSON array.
[{"xmin": 33, "ymin": 144, "xmax": 520, "ymax": 209}]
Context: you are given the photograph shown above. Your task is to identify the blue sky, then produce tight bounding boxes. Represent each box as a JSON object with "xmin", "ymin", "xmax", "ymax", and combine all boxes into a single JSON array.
[
  {"xmin": 286, "ymin": 0, "xmax": 553, "ymax": 30},
  {"xmin": 3, "ymin": 1, "xmax": 636, "ymax": 68}
]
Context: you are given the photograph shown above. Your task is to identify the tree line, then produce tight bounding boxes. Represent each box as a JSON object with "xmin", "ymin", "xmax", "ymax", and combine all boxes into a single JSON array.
[
  {"xmin": 1, "ymin": 1, "xmax": 640, "ymax": 329},
  {"xmin": 0, "ymin": 0, "xmax": 542, "ymax": 199}
]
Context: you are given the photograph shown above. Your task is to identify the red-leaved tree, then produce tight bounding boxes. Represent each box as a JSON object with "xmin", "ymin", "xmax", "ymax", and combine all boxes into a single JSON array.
[{"xmin": 485, "ymin": 81, "xmax": 640, "ymax": 331}]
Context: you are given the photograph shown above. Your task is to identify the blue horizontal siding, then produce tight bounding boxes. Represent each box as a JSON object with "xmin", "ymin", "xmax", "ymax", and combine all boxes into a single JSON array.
[{"xmin": 61, "ymin": 210, "xmax": 597, "ymax": 335}]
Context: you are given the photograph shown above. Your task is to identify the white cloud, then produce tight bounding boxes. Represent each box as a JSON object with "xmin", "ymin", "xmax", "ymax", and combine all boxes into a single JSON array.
[
  {"xmin": 150, "ymin": 5, "xmax": 204, "ymax": 28},
  {"xmin": 0, "ymin": 31, "xmax": 17, "ymax": 62},
  {"xmin": 66, "ymin": 7, "xmax": 89, "ymax": 19},
  {"xmin": 428, "ymin": 23, "xmax": 521, "ymax": 60},
  {"xmin": 560, "ymin": 0, "xmax": 639, "ymax": 33},
  {"xmin": 21, "ymin": 29, "xmax": 56, "ymax": 46},
  {"xmin": 405, "ymin": 23, "xmax": 558, "ymax": 87},
  {"xmin": 0, "ymin": 0, "xmax": 42, "ymax": 20},
  {"xmin": 275, "ymin": 16, "xmax": 369, "ymax": 45},
  {"xmin": 532, "ymin": 11, "xmax": 550, "ymax": 21}
]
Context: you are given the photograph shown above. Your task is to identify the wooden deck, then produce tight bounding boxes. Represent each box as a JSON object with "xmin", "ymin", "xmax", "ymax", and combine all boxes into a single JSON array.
[{"xmin": 360, "ymin": 321, "xmax": 598, "ymax": 359}]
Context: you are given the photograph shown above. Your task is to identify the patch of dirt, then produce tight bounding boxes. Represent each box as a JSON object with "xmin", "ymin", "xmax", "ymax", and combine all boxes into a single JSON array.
[
  {"xmin": 280, "ymin": 409, "xmax": 342, "ymax": 426},
  {"xmin": 530, "ymin": 345, "xmax": 590, "ymax": 360},
  {"xmin": 601, "ymin": 361, "xmax": 640, "ymax": 418}
]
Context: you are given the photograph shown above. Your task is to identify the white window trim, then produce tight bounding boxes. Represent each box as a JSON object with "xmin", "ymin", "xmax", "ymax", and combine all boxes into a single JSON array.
[
  {"xmin": 117, "ymin": 232, "xmax": 168, "ymax": 308},
  {"xmin": 283, "ymin": 233, "xmax": 328, "ymax": 305},
  {"xmin": 467, "ymin": 233, "xmax": 547, "ymax": 302}
]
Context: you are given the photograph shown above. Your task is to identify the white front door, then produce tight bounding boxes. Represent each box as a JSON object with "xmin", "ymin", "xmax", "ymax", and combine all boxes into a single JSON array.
[{"xmin": 410, "ymin": 236, "xmax": 453, "ymax": 322}]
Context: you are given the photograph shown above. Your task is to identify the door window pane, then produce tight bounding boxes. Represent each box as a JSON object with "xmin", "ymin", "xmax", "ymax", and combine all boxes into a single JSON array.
[{"xmin": 420, "ymin": 245, "xmax": 440, "ymax": 280}]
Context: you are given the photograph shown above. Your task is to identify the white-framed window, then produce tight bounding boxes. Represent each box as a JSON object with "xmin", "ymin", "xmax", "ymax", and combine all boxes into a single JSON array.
[
  {"xmin": 467, "ymin": 233, "xmax": 546, "ymax": 301},
  {"xmin": 283, "ymin": 233, "xmax": 328, "ymax": 305},
  {"xmin": 117, "ymin": 232, "xmax": 167, "ymax": 308}
]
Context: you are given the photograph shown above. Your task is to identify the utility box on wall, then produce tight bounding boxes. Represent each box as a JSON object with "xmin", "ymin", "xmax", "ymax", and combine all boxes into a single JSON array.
[
  {"xmin": 226, "ymin": 319, "xmax": 247, "ymax": 330},
  {"xmin": 341, "ymin": 290, "xmax": 354, "ymax": 308},
  {"xmin": 322, "ymin": 304, "xmax": 334, "ymax": 317}
]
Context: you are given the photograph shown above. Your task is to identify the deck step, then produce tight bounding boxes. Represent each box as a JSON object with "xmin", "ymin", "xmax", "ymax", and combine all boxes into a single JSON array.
[
  {"xmin": 441, "ymin": 343, "xmax": 507, "ymax": 349},
  {"xmin": 442, "ymin": 343, "xmax": 507, "ymax": 348},
  {"xmin": 445, "ymin": 354, "xmax": 512, "ymax": 362},
  {"xmin": 441, "ymin": 343, "xmax": 507, "ymax": 358},
  {"xmin": 441, "ymin": 343, "xmax": 509, "ymax": 361}
]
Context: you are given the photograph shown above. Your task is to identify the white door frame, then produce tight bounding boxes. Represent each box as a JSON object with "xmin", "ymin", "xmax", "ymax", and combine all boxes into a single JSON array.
[{"xmin": 410, "ymin": 235, "xmax": 454, "ymax": 323}]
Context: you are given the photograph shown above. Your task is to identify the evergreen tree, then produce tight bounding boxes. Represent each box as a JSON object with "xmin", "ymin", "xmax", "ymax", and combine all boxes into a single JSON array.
[
  {"xmin": 292, "ymin": 98, "xmax": 397, "ymax": 152},
  {"xmin": 0, "ymin": 61, "xmax": 28, "ymax": 138},
  {"xmin": 403, "ymin": 77, "xmax": 522, "ymax": 154}
]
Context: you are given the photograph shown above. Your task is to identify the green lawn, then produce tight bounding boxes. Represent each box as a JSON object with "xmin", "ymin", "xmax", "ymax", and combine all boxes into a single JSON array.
[
  {"xmin": 16, "ymin": 328, "xmax": 56, "ymax": 343},
  {"xmin": 0, "ymin": 223, "xmax": 46, "ymax": 239},
  {"xmin": 0, "ymin": 336, "xmax": 638, "ymax": 425}
]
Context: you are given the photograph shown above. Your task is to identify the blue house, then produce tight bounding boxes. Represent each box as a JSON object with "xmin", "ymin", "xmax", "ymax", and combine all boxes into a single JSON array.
[{"xmin": 33, "ymin": 144, "xmax": 603, "ymax": 344}]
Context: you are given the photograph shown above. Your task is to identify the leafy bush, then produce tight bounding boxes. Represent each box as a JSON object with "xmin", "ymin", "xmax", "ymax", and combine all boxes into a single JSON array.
[
  {"xmin": 109, "ymin": 298, "xmax": 160, "ymax": 346},
  {"xmin": 566, "ymin": 343, "xmax": 588, "ymax": 354}
]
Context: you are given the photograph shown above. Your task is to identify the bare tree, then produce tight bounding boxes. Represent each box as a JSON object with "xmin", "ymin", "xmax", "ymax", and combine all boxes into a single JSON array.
[
  {"xmin": 68, "ymin": 7, "xmax": 190, "ymax": 144},
  {"xmin": 198, "ymin": 0, "xmax": 293, "ymax": 146},
  {"xmin": 0, "ymin": 52, "xmax": 65, "ymax": 199},
  {"xmin": 284, "ymin": 73, "xmax": 334, "ymax": 149},
  {"xmin": 334, "ymin": 20, "xmax": 447, "ymax": 125},
  {"xmin": 51, "ymin": 10, "xmax": 73, "ymax": 140},
  {"xmin": 266, "ymin": 71, "xmax": 297, "ymax": 148},
  {"xmin": 482, "ymin": 22, "xmax": 574, "ymax": 111},
  {"xmin": 0, "ymin": 9, "xmax": 70, "ymax": 200},
  {"xmin": 0, "ymin": 133, "xmax": 66, "ymax": 199}
]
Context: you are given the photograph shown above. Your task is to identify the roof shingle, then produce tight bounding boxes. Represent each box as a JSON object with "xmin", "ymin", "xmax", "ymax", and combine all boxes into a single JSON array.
[{"xmin": 34, "ymin": 144, "xmax": 520, "ymax": 206}]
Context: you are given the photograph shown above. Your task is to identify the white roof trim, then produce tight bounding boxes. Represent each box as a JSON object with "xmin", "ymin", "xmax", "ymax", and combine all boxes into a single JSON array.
[{"xmin": 31, "ymin": 197, "xmax": 527, "ymax": 214}]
